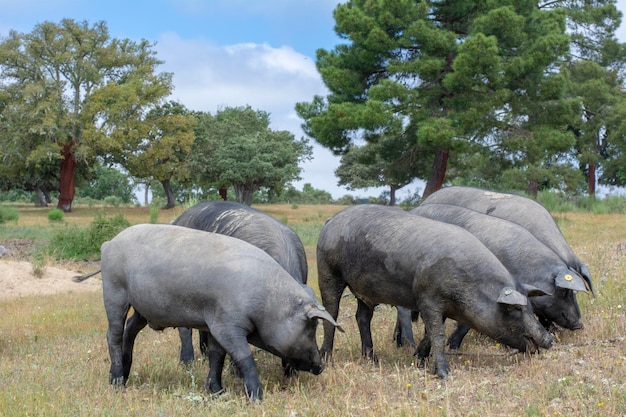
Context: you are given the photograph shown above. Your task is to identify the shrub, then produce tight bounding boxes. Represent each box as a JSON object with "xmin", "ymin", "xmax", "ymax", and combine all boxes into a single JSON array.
[
  {"xmin": 0, "ymin": 206, "xmax": 19, "ymax": 223},
  {"xmin": 149, "ymin": 205, "xmax": 159, "ymax": 224},
  {"xmin": 103, "ymin": 196, "xmax": 122, "ymax": 208},
  {"xmin": 537, "ymin": 191, "xmax": 576, "ymax": 213},
  {"xmin": 44, "ymin": 213, "xmax": 130, "ymax": 261},
  {"xmin": 602, "ymin": 195, "xmax": 626, "ymax": 214},
  {"xmin": 48, "ymin": 208, "xmax": 65, "ymax": 222},
  {"xmin": 88, "ymin": 213, "xmax": 131, "ymax": 250}
]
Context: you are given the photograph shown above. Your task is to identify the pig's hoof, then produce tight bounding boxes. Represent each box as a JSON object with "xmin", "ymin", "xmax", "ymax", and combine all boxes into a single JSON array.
[{"xmin": 109, "ymin": 375, "xmax": 125, "ymax": 387}]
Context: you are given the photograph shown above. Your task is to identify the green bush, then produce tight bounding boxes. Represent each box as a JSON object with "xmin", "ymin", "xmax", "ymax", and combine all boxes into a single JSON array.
[
  {"xmin": 44, "ymin": 213, "xmax": 130, "ymax": 261},
  {"xmin": 602, "ymin": 195, "xmax": 626, "ymax": 214},
  {"xmin": 88, "ymin": 213, "xmax": 131, "ymax": 250},
  {"xmin": 0, "ymin": 206, "xmax": 19, "ymax": 223},
  {"xmin": 103, "ymin": 195, "xmax": 122, "ymax": 207},
  {"xmin": 537, "ymin": 191, "xmax": 576, "ymax": 213},
  {"xmin": 48, "ymin": 208, "xmax": 65, "ymax": 222},
  {"xmin": 537, "ymin": 191, "xmax": 626, "ymax": 214},
  {"xmin": 149, "ymin": 205, "xmax": 159, "ymax": 224}
]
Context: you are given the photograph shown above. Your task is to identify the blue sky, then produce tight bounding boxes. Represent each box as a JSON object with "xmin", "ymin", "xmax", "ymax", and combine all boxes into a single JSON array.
[{"xmin": 2, "ymin": 1, "xmax": 626, "ymax": 200}]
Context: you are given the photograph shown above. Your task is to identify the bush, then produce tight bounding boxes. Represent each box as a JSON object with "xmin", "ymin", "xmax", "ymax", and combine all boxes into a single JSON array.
[
  {"xmin": 103, "ymin": 196, "xmax": 122, "ymax": 208},
  {"xmin": 44, "ymin": 213, "xmax": 130, "ymax": 261},
  {"xmin": 48, "ymin": 208, "xmax": 65, "ymax": 222},
  {"xmin": 0, "ymin": 189, "xmax": 32, "ymax": 203},
  {"xmin": 149, "ymin": 205, "xmax": 159, "ymax": 224},
  {"xmin": 537, "ymin": 191, "xmax": 626, "ymax": 214},
  {"xmin": 88, "ymin": 213, "xmax": 131, "ymax": 250},
  {"xmin": 0, "ymin": 206, "xmax": 19, "ymax": 223},
  {"xmin": 601, "ymin": 195, "xmax": 626, "ymax": 214},
  {"xmin": 537, "ymin": 191, "xmax": 576, "ymax": 213}
]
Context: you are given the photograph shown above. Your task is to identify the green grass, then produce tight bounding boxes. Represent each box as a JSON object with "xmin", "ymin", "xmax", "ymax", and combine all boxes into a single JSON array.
[
  {"xmin": 0, "ymin": 204, "xmax": 625, "ymax": 415},
  {"xmin": 0, "ymin": 205, "xmax": 19, "ymax": 223},
  {"xmin": 290, "ymin": 223, "xmax": 325, "ymax": 246}
]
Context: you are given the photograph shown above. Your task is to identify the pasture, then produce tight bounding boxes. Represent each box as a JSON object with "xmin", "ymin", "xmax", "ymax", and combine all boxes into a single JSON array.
[{"xmin": 1, "ymin": 204, "xmax": 625, "ymax": 416}]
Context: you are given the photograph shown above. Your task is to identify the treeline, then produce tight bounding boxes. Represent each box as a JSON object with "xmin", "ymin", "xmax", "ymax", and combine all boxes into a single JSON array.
[
  {"xmin": 0, "ymin": 165, "xmax": 365, "ymax": 207},
  {"xmin": 0, "ymin": 21, "xmax": 312, "ymax": 211},
  {"xmin": 3, "ymin": 3, "xmax": 626, "ymax": 212},
  {"xmin": 296, "ymin": 1, "xmax": 626, "ymax": 205}
]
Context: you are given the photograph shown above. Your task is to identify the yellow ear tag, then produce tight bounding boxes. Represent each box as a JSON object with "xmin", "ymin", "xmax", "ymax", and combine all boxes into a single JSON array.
[
  {"xmin": 564, "ymin": 274, "xmax": 573, "ymax": 282},
  {"xmin": 504, "ymin": 289, "xmax": 513, "ymax": 296}
]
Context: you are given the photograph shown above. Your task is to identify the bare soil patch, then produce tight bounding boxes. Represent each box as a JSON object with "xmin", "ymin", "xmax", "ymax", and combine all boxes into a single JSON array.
[{"xmin": 0, "ymin": 258, "xmax": 101, "ymax": 300}]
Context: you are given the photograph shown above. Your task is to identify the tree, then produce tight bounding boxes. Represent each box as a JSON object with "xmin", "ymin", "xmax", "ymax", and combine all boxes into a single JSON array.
[
  {"xmin": 0, "ymin": 19, "xmax": 172, "ymax": 211},
  {"xmin": 273, "ymin": 183, "xmax": 334, "ymax": 204},
  {"xmin": 77, "ymin": 163, "xmax": 136, "ymax": 204},
  {"xmin": 297, "ymin": 1, "xmax": 573, "ymax": 198},
  {"xmin": 554, "ymin": 0, "xmax": 626, "ymax": 196},
  {"xmin": 0, "ymin": 64, "xmax": 62, "ymax": 206},
  {"xmin": 189, "ymin": 106, "xmax": 312, "ymax": 205},
  {"xmin": 112, "ymin": 101, "xmax": 196, "ymax": 208},
  {"xmin": 335, "ymin": 138, "xmax": 414, "ymax": 205}
]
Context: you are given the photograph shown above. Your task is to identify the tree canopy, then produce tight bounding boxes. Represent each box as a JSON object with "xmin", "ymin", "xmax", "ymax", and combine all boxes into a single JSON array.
[
  {"xmin": 189, "ymin": 106, "xmax": 313, "ymax": 205},
  {"xmin": 297, "ymin": 0, "xmax": 626, "ymax": 200},
  {"xmin": 77, "ymin": 163, "xmax": 137, "ymax": 204},
  {"xmin": 112, "ymin": 101, "xmax": 196, "ymax": 208},
  {"xmin": 557, "ymin": 0, "xmax": 626, "ymax": 195},
  {"xmin": 0, "ymin": 19, "xmax": 172, "ymax": 211}
]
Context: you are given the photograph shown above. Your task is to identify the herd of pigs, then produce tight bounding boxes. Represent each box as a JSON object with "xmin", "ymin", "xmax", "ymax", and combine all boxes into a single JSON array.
[{"xmin": 74, "ymin": 186, "xmax": 593, "ymax": 401}]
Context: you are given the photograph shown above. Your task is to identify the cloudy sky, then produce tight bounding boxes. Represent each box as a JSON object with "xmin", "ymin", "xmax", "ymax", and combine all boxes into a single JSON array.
[{"xmin": 1, "ymin": 0, "xmax": 626, "ymax": 199}]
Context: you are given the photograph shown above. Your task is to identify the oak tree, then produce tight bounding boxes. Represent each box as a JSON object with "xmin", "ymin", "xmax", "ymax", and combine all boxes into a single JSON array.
[
  {"xmin": 0, "ymin": 19, "xmax": 172, "ymax": 211},
  {"xmin": 189, "ymin": 106, "xmax": 312, "ymax": 205}
]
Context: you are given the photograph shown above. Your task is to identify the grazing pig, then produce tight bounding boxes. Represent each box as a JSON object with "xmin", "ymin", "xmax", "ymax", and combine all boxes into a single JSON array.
[
  {"xmin": 411, "ymin": 203, "xmax": 588, "ymax": 352},
  {"xmin": 420, "ymin": 186, "xmax": 593, "ymax": 293},
  {"xmin": 82, "ymin": 224, "xmax": 341, "ymax": 401},
  {"xmin": 317, "ymin": 205, "xmax": 554, "ymax": 378},
  {"xmin": 172, "ymin": 201, "xmax": 312, "ymax": 366}
]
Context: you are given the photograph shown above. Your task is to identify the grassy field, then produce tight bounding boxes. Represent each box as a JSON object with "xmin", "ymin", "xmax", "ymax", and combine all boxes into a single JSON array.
[{"xmin": 1, "ymin": 204, "xmax": 625, "ymax": 416}]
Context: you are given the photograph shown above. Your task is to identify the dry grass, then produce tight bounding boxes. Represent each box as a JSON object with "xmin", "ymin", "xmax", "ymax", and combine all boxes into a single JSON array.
[{"xmin": 1, "ymin": 205, "xmax": 625, "ymax": 416}]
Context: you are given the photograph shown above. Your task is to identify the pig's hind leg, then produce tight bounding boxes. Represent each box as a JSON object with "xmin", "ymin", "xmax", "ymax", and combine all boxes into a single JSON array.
[{"xmin": 355, "ymin": 298, "xmax": 378, "ymax": 362}]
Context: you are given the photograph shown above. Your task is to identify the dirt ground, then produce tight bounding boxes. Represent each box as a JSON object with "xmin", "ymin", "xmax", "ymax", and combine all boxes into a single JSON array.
[{"xmin": 0, "ymin": 239, "xmax": 101, "ymax": 300}]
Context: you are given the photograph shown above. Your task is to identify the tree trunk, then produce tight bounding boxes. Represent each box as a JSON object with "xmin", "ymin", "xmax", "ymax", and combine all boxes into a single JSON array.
[
  {"xmin": 35, "ymin": 188, "xmax": 48, "ymax": 207},
  {"xmin": 422, "ymin": 148, "xmax": 449, "ymax": 199},
  {"xmin": 389, "ymin": 184, "xmax": 397, "ymax": 206},
  {"xmin": 144, "ymin": 182, "xmax": 150, "ymax": 206},
  {"xmin": 588, "ymin": 163, "xmax": 596, "ymax": 196},
  {"xmin": 43, "ymin": 188, "xmax": 51, "ymax": 205},
  {"xmin": 526, "ymin": 180, "xmax": 539, "ymax": 198},
  {"xmin": 219, "ymin": 186, "xmax": 228, "ymax": 201},
  {"xmin": 161, "ymin": 179, "xmax": 176, "ymax": 208},
  {"xmin": 234, "ymin": 185, "xmax": 254, "ymax": 205},
  {"xmin": 57, "ymin": 142, "xmax": 76, "ymax": 212}
]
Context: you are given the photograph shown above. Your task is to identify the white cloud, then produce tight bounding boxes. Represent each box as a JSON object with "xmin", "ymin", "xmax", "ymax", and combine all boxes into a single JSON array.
[
  {"xmin": 158, "ymin": 33, "xmax": 321, "ymax": 112},
  {"xmin": 154, "ymin": 32, "xmax": 369, "ymax": 198}
]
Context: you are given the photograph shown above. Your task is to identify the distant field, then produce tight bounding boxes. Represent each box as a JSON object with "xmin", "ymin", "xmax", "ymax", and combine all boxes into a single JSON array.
[
  {"xmin": 0, "ymin": 204, "xmax": 624, "ymax": 416},
  {"xmin": 5, "ymin": 203, "xmax": 344, "ymax": 227}
]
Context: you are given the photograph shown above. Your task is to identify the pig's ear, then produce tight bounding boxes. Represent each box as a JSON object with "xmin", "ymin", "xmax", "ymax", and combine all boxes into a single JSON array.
[
  {"xmin": 497, "ymin": 287, "xmax": 527, "ymax": 306},
  {"xmin": 556, "ymin": 271, "xmax": 588, "ymax": 293},
  {"xmin": 576, "ymin": 265, "xmax": 594, "ymax": 295},
  {"xmin": 306, "ymin": 304, "xmax": 345, "ymax": 333},
  {"xmin": 522, "ymin": 283, "xmax": 552, "ymax": 297}
]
